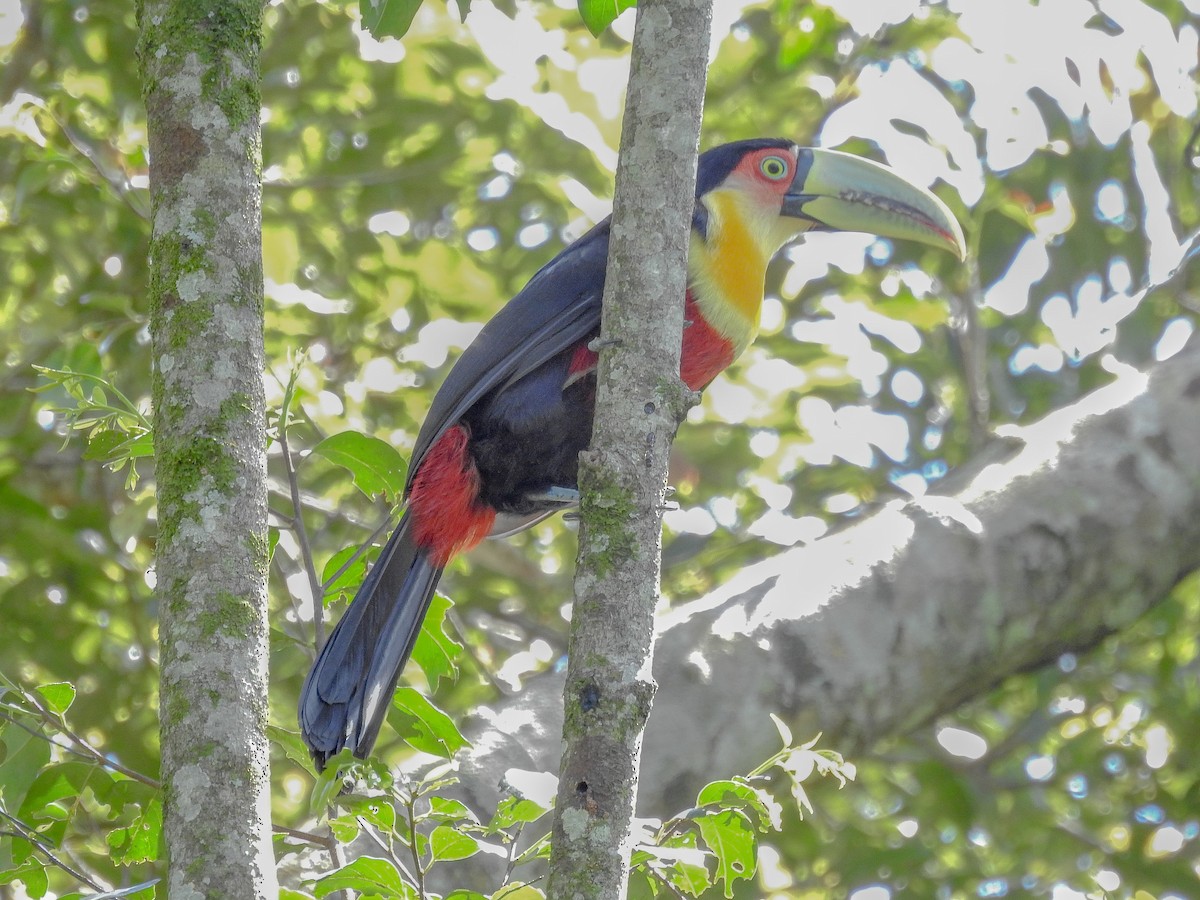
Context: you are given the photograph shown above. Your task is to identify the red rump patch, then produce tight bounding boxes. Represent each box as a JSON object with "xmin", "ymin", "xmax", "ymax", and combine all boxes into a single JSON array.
[
  {"xmin": 409, "ymin": 425, "xmax": 496, "ymax": 567},
  {"xmin": 680, "ymin": 295, "xmax": 735, "ymax": 390}
]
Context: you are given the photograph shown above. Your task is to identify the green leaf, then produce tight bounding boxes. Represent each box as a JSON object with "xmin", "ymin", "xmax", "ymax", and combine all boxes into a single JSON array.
[
  {"xmin": 492, "ymin": 886, "xmax": 545, "ymax": 900},
  {"xmin": 90, "ymin": 775, "xmax": 153, "ymax": 820},
  {"xmin": 280, "ymin": 889, "xmax": 317, "ymax": 900},
  {"xmin": 696, "ymin": 778, "xmax": 781, "ymax": 832},
  {"xmin": 322, "ymin": 545, "xmax": 369, "ymax": 598},
  {"xmin": 361, "ymin": 0, "xmax": 424, "ymax": 39},
  {"xmin": 428, "ymin": 795, "xmax": 473, "ymax": 822},
  {"xmin": 429, "ymin": 824, "xmax": 479, "ymax": 862},
  {"xmin": 576, "ymin": 0, "xmax": 636, "ymax": 35},
  {"xmin": 695, "ymin": 809, "xmax": 756, "ymax": 899},
  {"xmin": 355, "ymin": 798, "xmax": 397, "ymax": 834},
  {"xmin": 913, "ymin": 759, "xmax": 974, "ymax": 831},
  {"xmin": 314, "ymin": 855, "xmax": 415, "ymax": 898},
  {"xmin": 83, "ymin": 428, "xmax": 131, "ymax": 461},
  {"xmin": 311, "ymin": 431, "xmax": 407, "ymax": 503},
  {"xmin": 35, "ymin": 682, "xmax": 75, "ymax": 716},
  {"xmin": 268, "ymin": 724, "xmax": 319, "ymax": 777},
  {"xmin": 19, "ymin": 762, "xmax": 107, "ymax": 819},
  {"xmin": 391, "ymin": 688, "xmax": 467, "ymax": 758},
  {"xmin": 0, "ymin": 861, "xmax": 49, "ymax": 898},
  {"xmin": 107, "ymin": 798, "xmax": 162, "ymax": 866},
  {"xmin": 309, "ymin": 749, "xmax": 359, "ymax": 815},
  {"xmin": 328, "ymin": 813, "xmax": 361, "ymax": 844},
  {"xmin": 263, "ymin": 226, "xmax": 300, "ymax": 284},
  {"xmin": 411, "ymin": 593, "xmax": 461, "ymax": 688},
  {"xmin": 667, "ymin": 859, "xmax": 711, "ymax": 896},
  {"xmin": 488, "ymin": 795, "xmax": 549, "ymax": 831},
  {"xmin": 0, "ymin": 728, "xmax": 52, "ymax": 813}
]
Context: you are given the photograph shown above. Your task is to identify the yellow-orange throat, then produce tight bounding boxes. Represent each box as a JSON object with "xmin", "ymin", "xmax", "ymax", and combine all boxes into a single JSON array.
[{"xmin": 688, "ymin": 189, "xmax": 780, "ymax": 353}]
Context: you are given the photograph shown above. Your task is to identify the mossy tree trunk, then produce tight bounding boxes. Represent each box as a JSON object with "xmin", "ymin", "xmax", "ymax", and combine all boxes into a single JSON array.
[
  {"xmin": 546, "ymin": 0, "xmax": 714, "ymax": 895},
  {"xmin": 137, "ymin": 2, "xmax": 277, "ymax": 896}
]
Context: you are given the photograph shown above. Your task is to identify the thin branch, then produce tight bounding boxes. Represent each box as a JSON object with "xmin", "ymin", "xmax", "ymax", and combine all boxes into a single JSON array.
[
  {"xmin": 272, "ymin": 822, "xmax": 338, "ymax": 848},
  {"xmin": 321, "ymin": 512, "xmax": 393, "ymax": 591},
  {"xmin": 444, "ymin": 608, "xmax": 510, "ymax": 697},
  {"xmin": 499, "ymin": 821, "xmax": 525, "ymax": 886},
  {"xmin": 1134, "ymin": 224, "xmax": 1200, "ymax": 302},
  {"xmin": 271, "ymin": 547, "xmax": 320, "ymax": 653},
  {"xmin": 356, "ymin": 817, "xmax": 421, "ymax": 886},
  {"xmin": 0, "ymin": 690, "xmax": 160, "ymax": 788},
  {"xmin": 328, "ymin": 832, "xmax": 350, "ymax": 900},
  {"xmin": 0, "ymin": 807, "xmax": 106, "ymax": 892},
  {"xmin": 46, "ymin": 111, "xmax": 151, "ymax": 221},
  {"xmin": 404, "ymin": 791, "xmax": 427, "ymax": 898},
  {"xmin": 279, "ymin": 422, "xmax": 327, "ymax": 651}
]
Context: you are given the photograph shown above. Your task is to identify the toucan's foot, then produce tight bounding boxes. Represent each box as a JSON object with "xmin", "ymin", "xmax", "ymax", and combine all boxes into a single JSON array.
[
  {"xmin": 526, "ymin": 486, "xmax": 580, "ymax": 507},
  {"xmin": 490, "ymin": 486, "xmax": 580, "ymax": 538}
]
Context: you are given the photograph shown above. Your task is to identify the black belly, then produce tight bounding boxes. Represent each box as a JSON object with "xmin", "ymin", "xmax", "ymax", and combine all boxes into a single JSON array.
[{"xmin": 464, "ymin": 354, "xmax": 596, "ymax": 516}]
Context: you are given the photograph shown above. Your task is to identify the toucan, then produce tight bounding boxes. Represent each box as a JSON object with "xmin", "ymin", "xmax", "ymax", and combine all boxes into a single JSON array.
[{"xmin": 299, "ymin": 138, "xmax": 965, "ymax": 767}]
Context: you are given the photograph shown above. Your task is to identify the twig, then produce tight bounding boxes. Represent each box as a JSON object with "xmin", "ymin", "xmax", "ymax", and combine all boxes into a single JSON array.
[
  {"xmin": 499, "ymin": 821, "xmax": 525, "ymax": 885},
  {"xmin": 444, "ymin": 608, "xmax": 510, "ymax": 697},
  {"xmin": 0, "ymin": 696, "xmax": 160, "ymax": 789},
  {"xmin": 0, "ymin": 711, "xmax": 151, "ymax": 782},
  {"xmin": 278, "ymin": 422, "xmax": 327, "ymax": 651},
  {"xmin": 356, "ymin": 817, "xmax": 421, "ymax": 886},
  {"xmin": 272, "ymin": 822, "xmax": 339, "ymax": 848},
  {"xmin": 271, "ymin": 548, "xmax": 319, "ymax": 653},
  {"xmin": 328, "ymin": 830, "xmax": 351, "ymax": 900},
  {"xmin": 80, "ymin": 879, "xmax": 162, "ymax": 899},
  {"xmin": 0, "ymin": 808, "xmax": 106, "ymax": 892},
  {"xmin": 403, "ymin": 792, "xmax": 426, "ymax": 898},
  {"xmin": 48, "ymin": 112, "xmax": 150, "ymax": 221},
  {"xmin": 321, "ymin": 512, "xmax": 393, "ymax": 591}
]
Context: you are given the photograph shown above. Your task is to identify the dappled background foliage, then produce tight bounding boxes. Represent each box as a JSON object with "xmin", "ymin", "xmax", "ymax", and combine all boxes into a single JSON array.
[{"xmin": 0, "ymin": 0, "xmax": 1197, "ymax": 896}]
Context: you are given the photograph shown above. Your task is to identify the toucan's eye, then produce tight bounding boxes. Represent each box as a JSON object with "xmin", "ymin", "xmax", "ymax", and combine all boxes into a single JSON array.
[{"xmin": 760, "ymin": 155, "xmax": 789, "ymax": 180}]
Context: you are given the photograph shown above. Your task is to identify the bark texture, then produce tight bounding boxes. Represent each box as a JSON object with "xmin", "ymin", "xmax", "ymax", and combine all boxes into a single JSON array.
[
  {"xmin": 138, "ymin": 2, "xmax": 277, "ymax": 897},
  {"xmin": 457, "ymin": 341, "xmax": 1200, "ymax": 854},
  {"xmin": 546, "ymin": 0, "xmax": 713, "ymax": 895}
]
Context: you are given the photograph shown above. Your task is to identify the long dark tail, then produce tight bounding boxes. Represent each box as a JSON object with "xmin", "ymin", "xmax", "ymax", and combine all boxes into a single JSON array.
[{"xmin": 299, "ymin": 513, "xmax": 444, "ymax": 768}]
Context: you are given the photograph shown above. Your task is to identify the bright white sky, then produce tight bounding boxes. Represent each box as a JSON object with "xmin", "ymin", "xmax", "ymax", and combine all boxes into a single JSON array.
[{"xmin": 0, "ymin": 0, "xmax": 22, "ymax": 47}]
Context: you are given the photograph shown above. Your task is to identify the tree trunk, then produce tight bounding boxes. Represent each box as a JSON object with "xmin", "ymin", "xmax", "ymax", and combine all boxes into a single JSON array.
[
  {"xmin": 138, "ymin": 3, "xmax": 277, "ymax": 896},
  {"xmin": 546, "ymin": 0, "xmax": 713, "ymax": 894},
  {"xmin": 453, "ymin": 339, "xmax": 1200, "ymax": 863}
]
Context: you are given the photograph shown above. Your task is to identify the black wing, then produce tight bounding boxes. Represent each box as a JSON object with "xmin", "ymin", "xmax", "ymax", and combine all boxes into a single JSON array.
[{"xmin": 404, "ymin": 218, "xmax": 612, "ymax": 494}]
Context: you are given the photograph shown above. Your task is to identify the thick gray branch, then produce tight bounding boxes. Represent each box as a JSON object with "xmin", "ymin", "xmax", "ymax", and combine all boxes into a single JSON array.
[{"xmin": 457, "ymin": 341, "xmax": 1200, "ymax": 832}]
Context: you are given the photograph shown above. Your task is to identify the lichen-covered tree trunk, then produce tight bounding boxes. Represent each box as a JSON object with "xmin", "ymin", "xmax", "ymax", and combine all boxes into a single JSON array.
[
  {"xmin": 546, "ymin": 0, "xmax": 713, "ymax": 895},
  {"xmin": 137, "ymin": 3, "xmax": 277, "ymax": 896}
]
